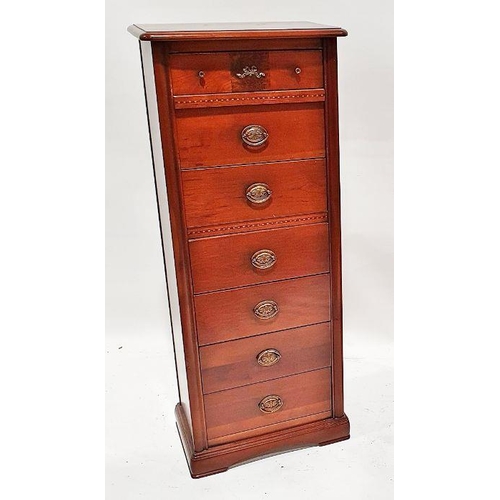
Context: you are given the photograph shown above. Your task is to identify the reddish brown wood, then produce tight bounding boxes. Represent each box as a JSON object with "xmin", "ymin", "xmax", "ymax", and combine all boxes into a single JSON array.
[
  {"xmin": 189, "ymin": 223, "xmax": 329, "ymax": 293},
  {"xmin": 200, "ymin": 322, "xmax": 331, "ymax": 393},
  {"xmin": 323, "ymin": 38, "xmax": 345, "ymax": 417},
  {"xmin": 204, "ymin": 368, "xmax": 331, "ymax": 444},
  {"xmin": 175, "ymin": 403, "xmax": 349, "ymax": 478},
  {"xmin": 181, "ymin": 159, "xmax": 327, "ymax": 229},
  {"xmin": 187, "ymin": 212, "xmax": 328, "ymax": 239},
  {"xmin": 208, "ymin": 410, "xmax": 333, "ymax": 447},
  {"xmin": 128, "ymin": 22, "xmax": 348, "ymax": 41},
  {"xmin": 195, "ymin": 274, "xmax": 330, "ymax": 345},
  {"xmin": 168, "ymin": 38, "xmax": 323, "ymax": 53},
  {"xmin": 170, "ymin": 50, "xmax": 323, "ymax": 95},
  {"xmin": 131, "ymin": 22, "xmax": 349, "ymax": 478},
  {"xmin": 173, "ymin": 89, "xmax": 325, "ymax": 109},
  {"xmin": 175, "ymin": 103, "xmax": 325, "ymax": 168},
  {"xmin": 151, "ymin": 43, "xmax": 208, "ymax": 451}
]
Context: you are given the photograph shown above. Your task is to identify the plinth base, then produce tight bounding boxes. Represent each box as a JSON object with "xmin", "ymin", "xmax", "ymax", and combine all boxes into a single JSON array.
[{"xmin": 175, "ymin": 403, "xmax": 350, "ymax": 478}]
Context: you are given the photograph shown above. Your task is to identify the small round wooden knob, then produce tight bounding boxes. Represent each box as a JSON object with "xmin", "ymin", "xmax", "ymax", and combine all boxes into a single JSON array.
[
  {"xmin": 246, "ymin": 183, "xmax": 272, "ymax": 204},
  {"xmin": 295, "ymin": 67, "xmax": 302, "ymax": 74},
  {"xmin": 251, "ymin": 249, "xmax": 276, "ymax": 270},
  {"xmin": 253, "ymin": 300, "xmax": 279, "ymax": 320},
  {"xmin": 258, "ymin": 395, "xmax": 284, "ymax": 413},
  {"xmin": 198, "ymin": 70, "xmax": 205, "ymax": 78},
  {"xmin": 257, "ymin": 348, "xmax": 281, "ymax": 367},
  {"xmin": 241, "ymin": 124, "xmax": 269, "ymax": 147}
]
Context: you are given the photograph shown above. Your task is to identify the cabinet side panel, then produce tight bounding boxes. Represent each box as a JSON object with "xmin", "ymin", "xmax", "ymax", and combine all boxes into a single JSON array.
[
  {"xmin": 139, "ymin": 41, "xmax": 193, "ymax": 436},
  {"xmin": 149, "ymin": 41, "xmax": 209, "ymax": 451},
  {"xmin": 323, "ymin": 38, "xmax": 345, "ymax": 417}
]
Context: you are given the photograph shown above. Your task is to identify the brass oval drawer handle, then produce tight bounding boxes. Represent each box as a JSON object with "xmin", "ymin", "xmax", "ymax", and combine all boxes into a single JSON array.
[
  {"xmin": 246, "ymin": 183, "xmax": 272, "ymax": 204},
  {"xmin": 257, "ymin": 348, "xmax": 281, "ymax": 367},
  {"xmin": 236, "ymin": 65, "xmax": 266, "ymax": 79},
  {"xmin": 253, "ymin": 300, "xmax": 279, "ymax": 320},
  {"xmin": 251, "ymin": 249, "xmax": 276, "ymax": 270},
  {"xmin": 241, "ymin": 124, "xmax": 269, "ymax": 147},
  {"xmin": 258, "ymin": 394, "xmax": 284, "ymax": 413}
]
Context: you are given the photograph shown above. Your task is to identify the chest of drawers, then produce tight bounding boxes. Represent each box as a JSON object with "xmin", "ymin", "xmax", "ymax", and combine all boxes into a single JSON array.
[{"xmin": 128, "ymin": 21, "xmax": 349, "ymax": 478}]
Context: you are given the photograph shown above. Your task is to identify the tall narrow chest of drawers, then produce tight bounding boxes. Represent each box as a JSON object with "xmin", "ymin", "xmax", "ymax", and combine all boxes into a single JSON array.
[{"xmin": 128, "ymin": 21, "xmax": 349, "ymax": 478}]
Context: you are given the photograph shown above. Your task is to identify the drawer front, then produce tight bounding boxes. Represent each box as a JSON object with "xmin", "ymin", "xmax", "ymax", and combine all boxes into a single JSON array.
[
  {"xmin": 195, "ymin": 274, "xmax": 330, "ymax": 345},
  {"xmin": 189, "ymin": 223, "xmax": 329, "ymax": 293},
  {"xmin": 170, "ymin": 50, "xmax": 323, "ymax": 95},
  {"xmin": 175, "ymin": 103, "xmax": 325, "ymax": 168},
  {"xmin": 205, "ymin": 368, "xmax": 331, "ymax": 444},
  {"xmin": 200, "ymin": 322, "xmax": 331, "ymax": 393},
  {"xmin": 182, "ymin": 159, "xmax": 326, "ymax": 229}
]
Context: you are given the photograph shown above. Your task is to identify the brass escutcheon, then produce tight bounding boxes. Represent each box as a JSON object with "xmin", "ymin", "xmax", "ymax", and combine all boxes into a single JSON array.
[
  {"xmin": 258, "ymin": 395, "xmax": 284, "ymax": 413},
  {"xmin": 246, "ymin": 183, "xmax": 272, "ymax": 204},
  {"xmin": 251, "ymin": 249, "xmax": 277, "ymax": 270},
  {"xmin": 241, "ymin": 124, "xmax": 269, "ymax": 147},
  {"xmin": 257, "ymin": 348, "xmax": 282, "ymax": 367},
  {"xmin": 253, "ymin": 300, "xmax": 279, "ymax": 320}
]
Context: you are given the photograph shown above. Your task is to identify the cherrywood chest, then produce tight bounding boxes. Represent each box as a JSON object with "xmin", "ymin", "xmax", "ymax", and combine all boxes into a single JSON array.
[{"xmin": 128, "ymin": 21, "xmax": 349, "ymax": 478}]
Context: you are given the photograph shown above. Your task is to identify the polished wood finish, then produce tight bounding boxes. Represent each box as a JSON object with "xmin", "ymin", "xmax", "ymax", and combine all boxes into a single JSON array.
[
  {"xmin": 195, "ymin": 274, "xmax": 330, "ymax": 345},
  {"xmin": 173, "ymin": 89, "xmax": 325, "ymax": 109},
  {"xmin": 128, "ymin": 22, "xmax": 348, "ymax": 41},
  {"xmin": 168, "ymin": 38, "xmax": 323, "ymax": 53},
  {"xmin": 182, "ymin": 159, "xmax": 327, "ymax": 228},
  {"xmin": 208, "ymin": 409, "xmax": 333, "ymax": 447},
  {"xmin": 131, "ymin": 21, "xmax": 348, "ymax": 478},
  {"xmin": 189, "ymin": 223, "xmax": 329, "ymax": 293},
  {"xmin": 170, "ymin": 50, "xmax": 323, "ymax": 95},
  {"xmin": 175, "ymin": 403, "xmax": 349, "ymax": 478},
  {"xmin": 200, "ymin": 322, "xmax": 331, "ymax": 393},
  {"xmin": 323, "ymin": 38, "xmax": 345, "ymax": 417},
  {"xmin": 187, "ymin": 212, "xmax": 328, "ymax": 239},
  {"xmin": 204, "ymin": 368, "xmax": 331, "ymax": 444},
  {"xmin": 175, "ymin": 103, "xmax": 325, "ymax": 168},
  {"xmin": 150, "ymin": 43, "xmax": 208, "ymax": 450}
]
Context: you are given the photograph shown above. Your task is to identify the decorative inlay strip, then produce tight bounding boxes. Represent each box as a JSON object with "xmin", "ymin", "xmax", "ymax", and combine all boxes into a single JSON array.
[
  {"xmin": 176, "ymin": 93, "xmax": 325, "ymax": 105},
  {"xmin": 187, "ymin": 213, "xmax": 328, "ymax": 239},
  {"xmin": 174, "ymin": 89, "xmax": 326, "ymax": 109}
]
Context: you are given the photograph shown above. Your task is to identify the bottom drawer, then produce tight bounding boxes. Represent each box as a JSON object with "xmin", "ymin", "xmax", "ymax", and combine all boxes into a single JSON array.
[{"xmin": 204, "ymin": 368, "xmax": 332, "ymax": 445}]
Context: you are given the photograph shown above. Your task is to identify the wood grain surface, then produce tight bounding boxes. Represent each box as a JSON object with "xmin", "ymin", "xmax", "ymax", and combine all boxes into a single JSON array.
[
  {"xmin": 189, "ymin": 223, "xmax": 329, "ymax": 293},
  {"xmin": 173, "ymin": 89, "xmax": 325, "ymax": 110},
  {"xmin": 131, "ymin": 23, "xmax": 349, "ymax": 477},
  {"xmin": 195, "ymin": 273, "xmax": 330, "ymax": 345},
  {"xmin": 168, "ymin": 38, "xmax": 323, "ymax": 53},
  {"xmin": 200, "ymin": 322, "xmax": 331, "ymax": 393},
  {"xmin": 170, "ymin": 50, "xmax": 323, "ymax": 95},
  {"xmin": 128, "ymin": 22, "xmax": 348, "ymax": 41},
  {"xmin": 182, "ymin": 158, "xmax": 327, "ymax": 229},
  {"xmin": 324, "ymin": 38, "xmax": 345, "ymax": 417},
  {"xmin": 150, "ymin": 42, "xmax": 208, "ymax": 450},
  {"xmin": 175, "ymin": 103, "xmax": 325, "ymax": 168},
  {"xmin": 204, "ymin": 368, "xmax": 331, "ymax": 443}
]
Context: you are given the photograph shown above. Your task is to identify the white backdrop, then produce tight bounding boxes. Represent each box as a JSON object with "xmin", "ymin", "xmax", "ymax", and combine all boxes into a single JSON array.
[{"xmin": 106, "ymin": 1, "xmax": 393, "ymax": 498}]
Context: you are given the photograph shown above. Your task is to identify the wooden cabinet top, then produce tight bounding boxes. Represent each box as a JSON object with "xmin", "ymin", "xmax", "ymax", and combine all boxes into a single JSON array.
[{"xmin": 127, "ymin": 21, "xmax": 347, "ymax": 41}]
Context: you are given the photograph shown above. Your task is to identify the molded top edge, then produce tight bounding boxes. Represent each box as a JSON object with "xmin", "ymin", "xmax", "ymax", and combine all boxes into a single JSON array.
[{"xmin": 127, "ymin": 22, "xmax": 348, "ymax": 41}]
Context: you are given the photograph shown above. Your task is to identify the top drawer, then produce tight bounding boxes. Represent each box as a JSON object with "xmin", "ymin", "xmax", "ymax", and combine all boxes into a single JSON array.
[{"xmin": 170, "ymin": 50, "xmax": 323, "ymax": 95}]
